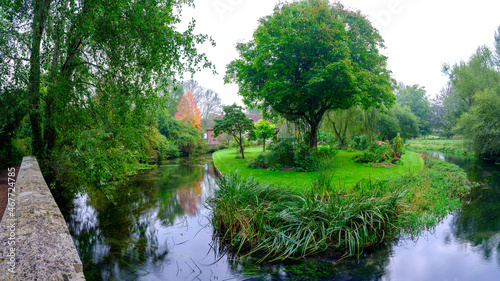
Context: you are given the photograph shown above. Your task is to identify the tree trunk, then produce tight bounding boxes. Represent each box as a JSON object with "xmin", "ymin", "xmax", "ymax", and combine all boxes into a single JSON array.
[
  {"xmin": 332, "ymin": 121, "xmax": 342, "ymax": 147},
  {"xmin": 309, "ymin": 120, "xmax": 318, "ymax": 149},
  {"xmin": 44, "ymin": 22, "xmax": 62, "ymax": 154},
  {"xmin": 332, "ymin": 118, "xmax": 349, "ymax": 149},
  {"xmin": 28, "ymin": 0, "xmax": 52, "ymax": 159},
  {"xmin": 239, "ymin": 132, "xmax": 245, "ymax": 158},
  {"xmin": 342, "ymin": 118, "xmax": 349, "ymax": 147}
]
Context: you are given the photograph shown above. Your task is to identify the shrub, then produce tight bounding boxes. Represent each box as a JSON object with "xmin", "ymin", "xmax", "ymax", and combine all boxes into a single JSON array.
[
  {"xmin": 0, "ymin": 143, "xmax": 23, "ymax": 169},
  {"xmin": 156, "ymin": 135, "xmax": 180, "ymax": 162},
  {"xmin": 293, "ymin": 153, "xmax": 316, "ymax": 172},
  {"xmin": 248, "ymin": 153, "xmax": 272, "ymax": 169},
  {"xmin": 267, "ymin": 139, "xmax": 295, "ymax": 167},
  {"xmin": 392, "ymin": 133, "xmax": 403, "ymax": 158},
  {"xmin": 351, "ymin": 135, "xmax": 369, "ymax": 151},
  {"xmin": 311, "ymin": 145, "xmax": 338, "ymax": 169},
  {"xmin": 216, "ymin": 143, "xmax": 229, "ymax": 150},
  {"xmin": 249, "ymin": 139, "xmax": 337, "ymax": 172},
  {"xmin": 157, "ymin": 113, "xmax": 205, "ymax": 156},
  {"xmin": 353, "ymin": 140, "xmax": 402, "ymax": 165}
]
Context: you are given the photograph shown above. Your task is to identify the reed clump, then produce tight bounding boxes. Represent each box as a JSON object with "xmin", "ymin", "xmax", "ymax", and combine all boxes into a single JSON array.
[
  {"xmin": 209, "ymin": 158, "xmax": 474, "ymax": 262},
  {"xmin": 208, "ymin": 173, "xmax": 403, "ymax": 262}
]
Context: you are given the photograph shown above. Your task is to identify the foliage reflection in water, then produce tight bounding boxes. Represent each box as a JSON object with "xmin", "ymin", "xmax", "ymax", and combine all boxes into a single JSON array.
[{"xmin": 59, "ymin": 154, "xmax": 500, "ymax": 280}]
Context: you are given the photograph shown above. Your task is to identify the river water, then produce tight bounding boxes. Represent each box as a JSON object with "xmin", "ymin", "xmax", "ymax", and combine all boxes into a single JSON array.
[{"xmin": 58, "ymin": 153, "xmax": 500, "ymax": 281}]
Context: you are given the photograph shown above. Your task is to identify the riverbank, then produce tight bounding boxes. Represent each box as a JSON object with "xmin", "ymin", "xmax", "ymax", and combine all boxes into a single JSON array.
[
  {"xmin": 404, "ymin": 136, "xmax": 471, "ymax": 156},
  {"xmin": 210, "ymin": 149, "xmax": 474, "ymax": 261}
]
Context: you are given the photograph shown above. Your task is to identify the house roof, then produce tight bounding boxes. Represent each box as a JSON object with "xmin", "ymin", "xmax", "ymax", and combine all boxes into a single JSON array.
[{"xmin": 206, "ymin": 113, "xmax": 262, "ymax": 131}]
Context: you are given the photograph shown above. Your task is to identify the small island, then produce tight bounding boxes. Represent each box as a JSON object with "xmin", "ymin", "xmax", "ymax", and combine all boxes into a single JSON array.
[{"xmin": 210, "ymin": 141, "xmax": 473, "ymax": 261}]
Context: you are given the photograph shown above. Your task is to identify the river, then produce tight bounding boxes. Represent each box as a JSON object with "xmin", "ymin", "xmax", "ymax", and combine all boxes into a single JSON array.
[{"xmin": 58, "ymin": 153, "xmax": 500, "ymax": 280}]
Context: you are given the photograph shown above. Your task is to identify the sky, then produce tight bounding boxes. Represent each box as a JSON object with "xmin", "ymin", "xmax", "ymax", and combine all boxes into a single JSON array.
[{"xmin": 179, "ymin": 0, "xmax": 500, "ymax": 106}]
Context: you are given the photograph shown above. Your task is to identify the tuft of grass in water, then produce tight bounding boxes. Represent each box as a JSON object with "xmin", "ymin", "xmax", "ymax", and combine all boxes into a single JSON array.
[{"xmin": 209, "ymin": 158, "xmax": 474, "ymax": 262}]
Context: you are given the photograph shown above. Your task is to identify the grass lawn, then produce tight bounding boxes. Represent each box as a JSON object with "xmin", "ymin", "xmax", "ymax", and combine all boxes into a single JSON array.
[{"xmin": 213, "ymin": 146, "xmax": 424, "ymax": 190}]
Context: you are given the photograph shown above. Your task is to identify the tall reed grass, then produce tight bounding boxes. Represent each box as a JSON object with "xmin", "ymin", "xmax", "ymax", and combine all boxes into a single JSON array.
[{"xmin": 208, "ymin": 173, "xmax": 403, "ymax": 262}]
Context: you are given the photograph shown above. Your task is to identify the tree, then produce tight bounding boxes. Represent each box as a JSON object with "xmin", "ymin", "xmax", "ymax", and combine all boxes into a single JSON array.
[
  {"xmin": 443, "ymin": 46, "xmax": 500, "ymax": 127},
  {"xmin": 430, "ymin": 85, "xmax": 453, "ymax": 136},
  {"xmin": 157, "ymin": 112, "xmax": 204, "ymax": 156},
  {"xmin": 254, "ymin": 119, "xmax": 276, "ymax": 152},
  {"xmin": 396, "ymin": 84, "xmax": 431, "ymax": 135},
  {"xmin": 393, "ymin": 105, "xmax": 419, "ymax": 140},
  {"xmin": 378, "ymin": 105, "xmax": 418, "ymax": 141},
  {"xmin": 378, "ymin": 113, "xmax": 399, "ymax": 141},
  {"xmin": 0, "ymin": 88, "xmax": 27, "ymax": 168},
  {"xmin": 158, "ymin": 77, "xmax": 184, "ymax": 117},
  {"xmin": 494, "ymin": 26, "xmax": 500, "ymax": 67},
  {"xmin": 175, "ymin": 91, "xmax": 202, "ymax": 131},
  {"xmin": 325, "ymin": 107, "xmax": 362, "ymax": 148},
  {"xmin": 212, "ymin": 104, "xmax": 254, "ymax": 158},
  {"xmin": 184, "ymin": 79, "xmax": 223, "ymax": 130},
  {"xmin": 1, "ymin": 0, "xmax": 213, "ymax": 196},
  {"xmin": 455, "ymin": 90, "xmax": 500, "ymax": 161},
  {"xmin": 225, "ymin": 0, "xmax": 395, "ymax": 149}
]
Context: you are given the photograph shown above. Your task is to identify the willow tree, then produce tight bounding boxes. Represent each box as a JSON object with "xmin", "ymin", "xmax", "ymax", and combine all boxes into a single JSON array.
[
  {"xmin": 225, "ymin": 0, "xmax": 395, "ymax": 148},
  {"xmin": 1, "ymin": 0, "xmax": 213, "ymax": 195}
]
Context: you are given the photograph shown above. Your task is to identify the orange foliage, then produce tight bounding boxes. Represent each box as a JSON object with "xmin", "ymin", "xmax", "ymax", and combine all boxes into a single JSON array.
[
  {"xmin": 175, "ymin": 91, "xmax": 202, "ymax": 131},
  {"xmin": 177, "ymin": 173, "xmax": 203, "ymax": 216}
]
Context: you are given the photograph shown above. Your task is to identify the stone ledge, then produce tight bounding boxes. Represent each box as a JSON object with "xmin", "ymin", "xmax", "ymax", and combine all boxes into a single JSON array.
[{"xmin": 0, "ymin": 156, "xmax": 85, "ymax": 280}]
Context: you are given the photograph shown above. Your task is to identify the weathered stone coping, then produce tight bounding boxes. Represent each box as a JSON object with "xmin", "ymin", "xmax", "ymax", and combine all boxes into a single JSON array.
[{"xmin": 0, "ymin": 156, "xmax": 85, "ymax": 280}]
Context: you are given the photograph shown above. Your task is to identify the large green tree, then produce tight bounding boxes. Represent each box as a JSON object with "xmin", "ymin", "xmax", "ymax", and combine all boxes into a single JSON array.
[
  {"xmin": 225, "ymin": 0, "xmax": 395, "ymax": 148},
  {"xmin": 212, "ymin": 104, "xmax": 254, "ymax": 159}
]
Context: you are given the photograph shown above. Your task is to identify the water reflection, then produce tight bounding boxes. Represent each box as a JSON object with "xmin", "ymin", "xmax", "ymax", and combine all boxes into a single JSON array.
[
  {"xmin": 59, "ymin": 158, "xmax": 219, "ymax": 280},
  {"xmin": 59, "ymin": 153, "xmax": 500, "ymax": 281}
]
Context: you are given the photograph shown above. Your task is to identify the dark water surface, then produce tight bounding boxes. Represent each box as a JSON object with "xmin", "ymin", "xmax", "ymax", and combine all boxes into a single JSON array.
[{"xmin": 59, "ymin": 154, "xmax": 500, "ymax": 280}]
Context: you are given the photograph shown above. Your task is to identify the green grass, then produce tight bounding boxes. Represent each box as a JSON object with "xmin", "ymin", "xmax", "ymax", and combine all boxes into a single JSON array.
[
  {"xmin": 404, "ymin": 136, "xmax": 471, "ymax": 156},
  {"xmin": 213, "ymin": 146, "xmax": 423, "ymax": 190}
]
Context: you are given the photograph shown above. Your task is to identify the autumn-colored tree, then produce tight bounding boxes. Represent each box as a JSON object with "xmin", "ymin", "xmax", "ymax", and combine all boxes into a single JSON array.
[{"xmin": 175, "ymin": 91, "xmax": 202, "ymax": 131}]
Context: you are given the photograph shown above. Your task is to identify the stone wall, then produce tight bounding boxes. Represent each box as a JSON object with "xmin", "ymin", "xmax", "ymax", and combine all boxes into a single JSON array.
[{"xmin": 0, "ymin": 156, "xmax": 85, "ymax": 280}]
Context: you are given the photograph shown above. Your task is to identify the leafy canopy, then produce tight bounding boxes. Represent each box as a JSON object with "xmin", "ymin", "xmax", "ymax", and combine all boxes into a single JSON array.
[
  {"xmin": 225, "ymin": 0, "xmax": 395, "ymax": 148},
  {"xmin": 396, "ymin": 84, "xmax": 431, "ymax": 135},
  {"xmin": 455, "ymin": 90, "xmax": 500, "ymax": 161},
  {"xmin": 213, "ymin": 104, "xmax": 254, "ymax": 158},
  {"xmin": 0, "ymin": 0, "xmax": 214, "ymax": 197},
  {"xmin": 253, "ymin": 119, "xmax": 276, "ymax": 152},
  {"xmin": 443, "ymin": 46, "xmax": 500, "ymax": 126}
]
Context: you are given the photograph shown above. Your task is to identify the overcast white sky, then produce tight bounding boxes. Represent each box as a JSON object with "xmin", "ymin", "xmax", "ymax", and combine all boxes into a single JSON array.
[{"xmin": 179, "ymin": 0, "xmax": 500, "ymax": 105}]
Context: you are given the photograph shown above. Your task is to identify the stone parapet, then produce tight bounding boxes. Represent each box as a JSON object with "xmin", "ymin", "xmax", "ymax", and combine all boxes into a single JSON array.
[{"xmin": 0, "ymin": 156, "xmax": 85, "ymax": 280}]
